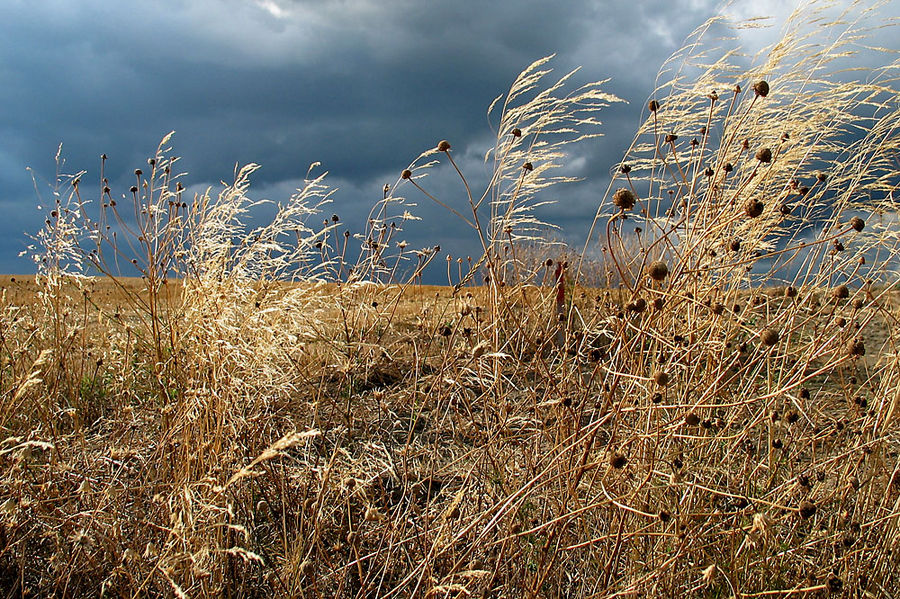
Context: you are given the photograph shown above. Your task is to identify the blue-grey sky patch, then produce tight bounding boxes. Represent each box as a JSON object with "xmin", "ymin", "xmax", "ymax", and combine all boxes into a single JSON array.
[{"xmin": 2, "ymin": 0, "xmax": 892, "ymax": 281}]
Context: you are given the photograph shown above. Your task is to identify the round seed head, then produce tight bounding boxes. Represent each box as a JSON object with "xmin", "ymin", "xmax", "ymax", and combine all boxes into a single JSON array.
[
  {"xmin": 785, "ymin": 286, "xmax": 797, "ymax": 298},
  {"xmin": 704, "ymin": 167, "xmax": 714, "ymax": 177},
  {"xmin": 684, "ymin": 412, "xmax": 701, "ymax": 426},
  {"xmin": 664, "ymin": 133, "xmax": 678, "ymax": 143},
  {"xmin": 612, "ymin": 188, "xmax": 636, "ymax": 211},
  {"xmin": 134, "ymin": 168, "xmax": 142, "ymax": 177},
  {"xmin": 760, "ymin": 328, "xmax": 779, "ymax": 346},
  {"xmin": 619, "ymin": 163, "xmax": 631, "ymax": 174},
  {"xmin": 729, "ymin": 239, "xmax": 741, "ymax": 252},
  {"xmin": 522, "ymin": 162, "xmax": 533, "ymax": 172},
  {"xmin": 653, "ymin": 371, "xmax": 670, "ymax": 386},
  {"xmin": 832, "ymin": 284, "xmax": 849, "ymax": 300},
  {"xmin": 816, "ymin": 171, "xmax": 828, "ymax": 182},
  {"xmin": 401, "ymin": 169, "xmax": 412, "ymax": 179},
  {"xmin": 850, "ymin": 216, "xmax": 865, "ymax": 232},
  {"xmin": 511, "ymin": 128, "xmax": 522, "ymax": 137},
  {"xmin": 648, "ymin": 100, "xmax": 660, "ymax": 112},
  {"xmin": 723, "ymin": 162, "xmax": 734, "ymax": 173},
  {"xmin": 647, "ymin": 260, "xmax": 669, "ymax": 281},
  {"xmin": 437, "ymin": 140, "xmax": 451, "ymax": 152},
  {"xmin": 652, "ymin": 297, "xmax": 665, "ymax": 311},
  {"xmin": 846, "ymin": 339, "xmax": 866, "ymax": 357},
  {"xmin": 711, "ymin": 302, "xmax": 725, "ymax": 315},
  {"xmin": 826, "ymin": 577, "xmax": 843, "ymax": 594},
  {"xmin": 610, "ymin": 452, "xmax": 628, "ymax": 469},
  {"xmin": 753, "ymin": 80, "xmax": 770, "ymax": 97},
  {"xmin": 744, "ymin": 199, "xmax": 764, "ymax": 218},
  {"xmin": 798, "ymin": 500, "xmax": 816, "ymax": 519},
  {"xmin": 755, "ymin": 147, "xmax": 772, "ymax": 163}
]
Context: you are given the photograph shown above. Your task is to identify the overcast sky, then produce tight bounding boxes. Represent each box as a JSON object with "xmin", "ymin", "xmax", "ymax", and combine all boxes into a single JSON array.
[{"xmin": 0, "ymin": 0, "xmax": 891, "ymax": 281}]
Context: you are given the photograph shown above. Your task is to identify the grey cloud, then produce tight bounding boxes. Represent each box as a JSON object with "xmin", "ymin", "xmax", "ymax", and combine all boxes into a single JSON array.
[{"xmin": 3, "ymin": 0, "xmax": 879, "ymax": 278}]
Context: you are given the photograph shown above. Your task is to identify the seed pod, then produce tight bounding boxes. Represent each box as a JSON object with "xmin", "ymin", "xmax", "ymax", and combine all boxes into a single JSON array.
[
  {"xmin": 620, "ymin": 163, "xmax": 631, "ymax": 174},
  {"xmin": 665, "ymin": 133, "xmax": 678, "ymax": 143},
  {"xmin": 729, "ymin": 239, "xmax": 741, "ymax": 252},
  {"xmin": 850, "ymin": 216, "xmax": 865, "ymax": 232},
  {"xmin": 437, "ymin": 140, "xmax": 451, "ymax": 152},
  {"xmin": 798, "ymin": 500, "xmax": 816, "ymax": 519},
  {"xmin": 610, "ymin": 452, "xmax": 627, "ymax": 469},
  {"xmin": 522, "ymin": 162, "xmax": 533, "ymax": 172},
  {"xmin": 846, "ymin": 339, "xmax": 866, "ymax": 357},
  {"xmin": 647, "ymin": 260, "xmax": 669, "ymax": 281},
  {"xmin": 832, "ymin": 284, "xmax": 849, "ymax": 300},
  {"xmin": 744, "ymin": 199, "xmax": 764, "ymax": 218},
  {"xmin": 760, "ymin": 328, "xmax": 779, "ymax": 346},
  {"xmin": 723, "ymin": 162, "xmax": 734, "ymax": 173},
  {"xmin": 612, "ymin": 188, "xmax": 636, "ymax": 211},
  {"xmin": 755, "ymin": 147, "xmax": 772, "ymax": 163},
  {"xmin": 653, "ymin": 371, "xmax": 670, "ymax": 386},
  {"xmin": 816, "ymin": 171, "xmax": 828, "ymax": 182},
  {"xmin": 401, "ymin": 169, "xmax": 412, "ymax": 179},
  {"xmin": 705, "ymin": 167, "xmax": 714, "ymax": 177},
  {"xmin": 648, "ymin": 100, "xmax": 660, "ymax": 112},
  {"xmin": 511, "ymin": 128, "xmax": 522, "ymax": 137},
  {"xmin": 753, "ymin": 80, "xmax": 770, "ymax": 97},
  {"xmin": 684, "ymin": 412, "xmax": 701, "ymax": 426}
]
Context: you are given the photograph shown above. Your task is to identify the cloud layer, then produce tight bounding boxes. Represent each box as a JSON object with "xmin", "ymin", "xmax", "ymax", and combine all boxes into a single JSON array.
[{"xmin": 5, "ymin": 0, "xmax": 879, "ymax": 280}]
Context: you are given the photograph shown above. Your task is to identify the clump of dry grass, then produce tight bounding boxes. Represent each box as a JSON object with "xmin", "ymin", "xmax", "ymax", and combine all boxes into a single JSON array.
[{"xmin": 2, "ymin": 1, "xmax": 900, "ymax": 597}]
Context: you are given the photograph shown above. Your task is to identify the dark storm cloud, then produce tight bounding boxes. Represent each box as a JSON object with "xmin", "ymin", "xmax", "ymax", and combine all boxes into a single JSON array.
[{"xmin": 1, "ymin": 0, "xmax": 766, "ymax": 274}]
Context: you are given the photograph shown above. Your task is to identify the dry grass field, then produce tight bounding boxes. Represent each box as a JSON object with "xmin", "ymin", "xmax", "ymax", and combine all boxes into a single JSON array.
[{"xmin": 3, "ymin": 2, "xmax": 900, "ymax": 597}]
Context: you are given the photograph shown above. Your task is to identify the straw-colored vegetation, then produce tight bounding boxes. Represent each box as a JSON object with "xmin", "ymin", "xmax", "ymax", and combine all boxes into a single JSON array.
[{"xmin": 3, "ymin": 2, "xmax": 900, "ymax": 597}]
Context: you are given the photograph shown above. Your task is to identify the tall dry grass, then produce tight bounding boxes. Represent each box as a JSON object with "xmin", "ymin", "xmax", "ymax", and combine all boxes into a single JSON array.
[{"xmin": 2, "ymin": 1, "xmax": 900, "ymax": 597}]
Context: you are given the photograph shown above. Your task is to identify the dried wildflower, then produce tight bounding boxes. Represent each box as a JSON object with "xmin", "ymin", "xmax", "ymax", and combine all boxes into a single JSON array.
[
  {"xmin": 648, "ymin": 99, "xmax": 660, "ymax": 112},
  {"xmin": 850, "ymin": 216, "xmax": 865, "ymax": 232},
  {"xmin": 437, "ymin": 140, "xmax": 451, "ymax": 152},
  {"xmin": 753, "ymin": 80, "xmax": 770, "ymax": 97},
  {"xmin": 744, "ymin": 199, "xmax": 764, "ymax": 217},
  {"xmin": 684, "ymin": 412, "xmax": 700, "ymax": 426},
  {"xmin": 846, "ymin": 339, "xmax": 866, "ymax": 357},
  {"xmin": 665, "ymin": 133, "xmax": 678, "ymax": 143},
  {"xmin": 620, "ymin": 163, "xmax": 632, "ymax": 174},
  {"xmin": 798, "ymin": 500, "xmax": 817, "ymax": 519},
  {"xmin": 653, "ymin": 371, "xmax": 670, "ymax": 387},
  {"xmin": 760, "ymin": 328, "xmax": 780, "ymax": 346},
  {"xmin": 522, "ymin": 162, "xmax": 533, "ymax": 172},
  {"xmin": 729, "ymin": 239, "xmax": 741, "ymax": 252},
  {"xmin": 652, "ymin": 297, "xmax": 665, "ymax": 310},
  {"xmin": 401, "ymin": 169, "xmax": 412, "ymax": 179},
  {"xmin": 511, "ymin": 127, "xmax": 522, "ymax": 137},
  {"xmin": 613, "ymin": 188, "xmax": 636, "ymax": 211},
  {"xmin": 826, "ymin": 576, "xmax": 843, "ymax": 593},
  {"xmin": 647, "ymin": 260, "xmax": 669, "ymax": 281},
  {"xmin": 832, "ymin": 284, "xmax": 849, "ymax": 300},
  {"xmin": 723, "ymin": 162, "xmax": 733, "ymax": 173},
  {"xmin": 755, "ymin": 147, "xmax": 772, "ymax": 163},
  {"xmin": 610, "ymin": 452, "xmax": 628, "ymax": 469}
]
